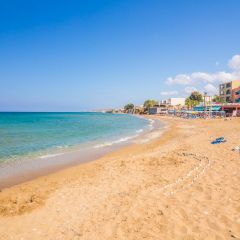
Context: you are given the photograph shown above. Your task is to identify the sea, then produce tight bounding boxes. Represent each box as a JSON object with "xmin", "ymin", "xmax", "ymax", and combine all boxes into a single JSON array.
[{"xmin": 0, "ymin": 112, "xmax": 151, "ymax": 164}]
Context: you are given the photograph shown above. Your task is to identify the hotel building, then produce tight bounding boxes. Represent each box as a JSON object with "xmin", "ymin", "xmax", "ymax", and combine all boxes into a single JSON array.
[
  {"xmin": 232, "ymin": 86, "xmax": 240, "ymax": 103},
  {"xmin": 219, "ymin": 80, "xmax": 240, "ymax": 103}
]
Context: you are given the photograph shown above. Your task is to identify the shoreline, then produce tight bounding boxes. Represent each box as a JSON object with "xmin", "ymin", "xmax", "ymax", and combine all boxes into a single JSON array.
[{"xmin": 0, "ymin": 115, "xmax": 166, "ymax": 189}]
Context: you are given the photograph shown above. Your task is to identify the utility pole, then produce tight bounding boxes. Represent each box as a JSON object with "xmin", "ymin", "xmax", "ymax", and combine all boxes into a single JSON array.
[
  {"xmin": 204, "ymin": 92, "xmax": 207, "ymax": 118},
  {"xmin": 209, "ymin": 96, "xmax": 212, "ymax": 118}
]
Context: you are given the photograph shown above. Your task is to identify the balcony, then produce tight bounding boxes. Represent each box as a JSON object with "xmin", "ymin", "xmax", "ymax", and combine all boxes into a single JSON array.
[{"xmin": 226, "ymin": 90, "xmax": 231, "ymax": 95}]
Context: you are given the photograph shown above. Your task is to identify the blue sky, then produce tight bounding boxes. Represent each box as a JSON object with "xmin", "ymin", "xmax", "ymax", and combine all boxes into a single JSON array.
[{"xmin": 1, "ymin": 0, "xmax": 240, "ymax": 111}]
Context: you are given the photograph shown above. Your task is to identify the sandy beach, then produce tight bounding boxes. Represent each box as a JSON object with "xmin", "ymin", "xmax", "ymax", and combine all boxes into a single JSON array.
[{"xmin": 0, "ymin": 116, "xmax": 240, "ymax": 240}]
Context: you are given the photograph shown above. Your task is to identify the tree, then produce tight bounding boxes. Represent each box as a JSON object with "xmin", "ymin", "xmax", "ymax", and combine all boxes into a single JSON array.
[
  {"xmin": 143, "ymin": 99, "xmax": 157, "ymax": 110},
  {"xmin": 185, "ymin": 98, "xmax": 191, "ymax": 109},
  {"xmin": 185, "ymin": 97, "xmax": 199, "ymax": 109},
  {"xmin": 124, "ymin": 103, "xmax": 134, "ymax": 111},
  {"xmin": 185, "ymin": 91, "xmax": 203, "ymax": 109},
  {"xmin": 189, "ymin": 91, "xmax": 203, "ymax": 102},
  {"xmin": 212, "ymin": 95, "xmax": 225, "ymax": 103}
]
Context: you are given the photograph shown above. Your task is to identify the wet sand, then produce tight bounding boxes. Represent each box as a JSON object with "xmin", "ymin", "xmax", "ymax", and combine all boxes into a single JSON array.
[{"xmin": 0, "ymin": 116, "xmax": 240, "ymax": 239}]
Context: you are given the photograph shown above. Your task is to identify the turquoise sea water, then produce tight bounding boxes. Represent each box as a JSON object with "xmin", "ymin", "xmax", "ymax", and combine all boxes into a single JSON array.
[{"xmin": 0, "ymin": 112, "xmax": 150, "ymax": 163}]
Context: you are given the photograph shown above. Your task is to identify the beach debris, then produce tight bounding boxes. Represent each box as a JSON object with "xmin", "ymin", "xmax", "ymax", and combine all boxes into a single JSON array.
[
  {"xmin": 232, "ymin": 146, "xmax": 240, "ymax": 153},
  {"xmin": 211, "ymin": 137, "xmax": 226, "ymax": 144}
]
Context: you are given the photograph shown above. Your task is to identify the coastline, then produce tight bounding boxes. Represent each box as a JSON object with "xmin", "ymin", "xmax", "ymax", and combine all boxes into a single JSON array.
[
  {"xmin": 0, "ymin": 115, "xmax": 165, "ymax": 189},
  {"xmin": 0, "ymin": 116, "xmax": 239, "ymax": 239}
]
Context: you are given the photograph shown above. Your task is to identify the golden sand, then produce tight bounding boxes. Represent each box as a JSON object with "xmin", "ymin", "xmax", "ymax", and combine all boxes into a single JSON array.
[{"xmin": 0, "ymin": 116, "xmax": 240, "ymax": 239}]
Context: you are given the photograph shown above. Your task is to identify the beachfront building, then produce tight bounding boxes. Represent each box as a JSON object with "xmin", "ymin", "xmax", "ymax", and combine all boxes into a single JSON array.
[
  {"xmin": 160, "ymin": 98, "xmax": 186, "ymax": 106},
  {"xmin": 168, "ymin": 98, "xmax": 186, "ymax": 106},
  {"xmin": 148, "ymin": 101, "xmax": 168, "ymax": 115},
  {"xmin": 149, "ymin": 107, "xmax": 161, "ymax": 115},
  {"xmin": 149, "ymin": 98, "xmax": 186, "ymax": 114},
  {"xmin": 148, "ymin": 106, "xmax": 168, "ymax": 115},
  {"xmin": 194, "ymin": 103, "xmax": 240, "ymax": 117},
  {"xmin": 221, "ymin": 103, "xmax": 240, "ymax": 116},
  {"xmin": 232, "ymin": 86, "xmax": 240, "ymax": 103},
  {"xmin": 219, "ymin": 80, "xmax": 240, "ymax": 103}
]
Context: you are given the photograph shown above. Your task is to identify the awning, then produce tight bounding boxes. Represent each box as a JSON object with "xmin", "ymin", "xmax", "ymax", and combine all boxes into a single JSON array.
[{"xmin": 194, "ymin": 106, "xmax": 221, "ymax": 111}]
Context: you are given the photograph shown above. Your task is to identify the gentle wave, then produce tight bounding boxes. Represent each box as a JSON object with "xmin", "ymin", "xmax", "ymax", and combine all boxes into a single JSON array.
[
  {"xmin": 147, "ymin": 119, "xmax": 155, "ymax": 130},
  {"xmin": 38, "ymin": 153, "xmax": 64, "ymax": 159},
  {"xmin": 93, "ymin": 119, "xmax": 156, "ymax": 149},
  {"xmin": 56, "ymin": 145, "xmax": 70, "ymax": 149},
  {"xmin": 94, "ymin": 134, "xmax": 138, "ymax": 149}
]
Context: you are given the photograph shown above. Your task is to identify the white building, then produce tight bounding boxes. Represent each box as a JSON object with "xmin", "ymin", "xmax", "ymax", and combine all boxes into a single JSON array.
[{"xmin": 160, "ymin": 98, "xmax": 185, "ymax": 106}]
